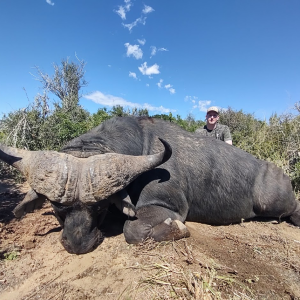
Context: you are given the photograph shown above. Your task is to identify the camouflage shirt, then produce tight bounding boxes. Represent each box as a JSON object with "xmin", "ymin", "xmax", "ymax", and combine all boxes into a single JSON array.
[{"xmin": 195, "ymin": 123, "xmax": 232, "ymax": 142}]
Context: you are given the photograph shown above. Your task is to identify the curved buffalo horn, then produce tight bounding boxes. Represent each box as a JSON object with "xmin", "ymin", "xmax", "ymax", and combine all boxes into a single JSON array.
[
  {"xmin": 0, "ymin": 143, "xmax": 73, "ymax": 203},
  {"xmin": 0, "ymin": 143, "xmax": 29, "ymax": 170},
  {"xmin": 0, "ymin": 139, "xmax": 172, "ymax": 204},
  {"xmin": 83, "ymin": 138, "xmax": 172, "ymax": 202}
]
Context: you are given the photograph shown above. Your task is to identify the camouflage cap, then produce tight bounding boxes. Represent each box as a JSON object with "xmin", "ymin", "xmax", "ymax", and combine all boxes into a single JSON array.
[{"xmin": 207, "ymin": 106, "xmax": 219, "ymax": 114}]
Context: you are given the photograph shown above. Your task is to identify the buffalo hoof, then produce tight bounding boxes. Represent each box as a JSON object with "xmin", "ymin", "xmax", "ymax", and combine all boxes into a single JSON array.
[
  {"xmin": 123, "ymin": 205, "xmax": 136, "ymax": 217},
  {"xmin": 151, "ymin": 218, "xmax": 191, "ymax": 242},
  {"xmin": 123, "ymin": 218, "xmax": 190, "ymax": 244},
  {"xmin": 123, "ymin": 219, "xmax": 152, "ymax": 244}
]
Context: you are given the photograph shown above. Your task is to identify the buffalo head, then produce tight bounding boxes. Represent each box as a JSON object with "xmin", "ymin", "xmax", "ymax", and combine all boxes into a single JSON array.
[{"xmin": 0, "ymin": 139, "xmax": 171, "ymax": 254}]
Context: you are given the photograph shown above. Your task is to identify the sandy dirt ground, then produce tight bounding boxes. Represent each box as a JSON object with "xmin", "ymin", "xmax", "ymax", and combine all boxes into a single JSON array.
[{"xmin": 0, "ymin": 179, "xmax": 300, "ymax": 300}]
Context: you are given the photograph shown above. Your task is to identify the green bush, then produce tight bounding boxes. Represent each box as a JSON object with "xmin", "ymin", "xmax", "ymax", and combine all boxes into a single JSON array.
[{"xmin": 218, "ymin": 108, "xmax": 300, "ymax": 195}]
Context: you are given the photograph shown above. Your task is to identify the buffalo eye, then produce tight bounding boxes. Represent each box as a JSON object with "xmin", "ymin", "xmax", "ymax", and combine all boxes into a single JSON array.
[
  {"xmin": 87, "ymin": 198, "xmax": 110, "ymax": 214},
  {"xmin": 50, "ymin": 201, "xmax": 73, "ymax": 223}
]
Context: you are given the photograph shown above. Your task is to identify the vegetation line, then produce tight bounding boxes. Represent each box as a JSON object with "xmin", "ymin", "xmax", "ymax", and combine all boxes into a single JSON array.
[{"xmin": 1, "ymin": 58, "xmax": 299, "ymax": 196}]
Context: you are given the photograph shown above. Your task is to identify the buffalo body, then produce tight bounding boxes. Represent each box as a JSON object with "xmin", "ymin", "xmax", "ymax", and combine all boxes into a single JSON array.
[{"xmin": 1, "ymin": 116, "xmax": 299, "ymax": 254}]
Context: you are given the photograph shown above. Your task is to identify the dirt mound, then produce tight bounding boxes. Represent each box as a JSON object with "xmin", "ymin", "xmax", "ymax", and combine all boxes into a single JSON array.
[{"xmin": 0, "ymin": 179, "xmax": 300, "ymax": 299}]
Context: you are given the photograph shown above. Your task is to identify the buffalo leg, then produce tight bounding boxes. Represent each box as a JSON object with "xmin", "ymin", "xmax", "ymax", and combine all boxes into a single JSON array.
[
  {"xmin": 109, "ymin": 189, "xmax": 136, "ymax": 217},
  {"xmin": 13, "ymin": 188, "xmax": 46, "ymax": 218},
  {"xmin": 123, "ymin": 205, "xmax": 190, "ymax": 244}
]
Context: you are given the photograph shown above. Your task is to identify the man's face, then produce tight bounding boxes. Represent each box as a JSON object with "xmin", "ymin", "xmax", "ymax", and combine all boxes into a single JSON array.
[{"xmin": 206, "ymin": 111, "xmax": 219, "ymax": 125}]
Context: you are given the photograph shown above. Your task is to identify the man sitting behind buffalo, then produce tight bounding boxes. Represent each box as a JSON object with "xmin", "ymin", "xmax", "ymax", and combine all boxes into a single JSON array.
[{"xmin": 196, "ymin": 106, "xmax": 233, "ymax": 145}]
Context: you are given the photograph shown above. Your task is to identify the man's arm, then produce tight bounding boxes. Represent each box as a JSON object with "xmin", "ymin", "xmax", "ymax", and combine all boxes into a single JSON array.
[{"xmin": 224, "ymin": 126, "xmax": 233, "ymax": 145}]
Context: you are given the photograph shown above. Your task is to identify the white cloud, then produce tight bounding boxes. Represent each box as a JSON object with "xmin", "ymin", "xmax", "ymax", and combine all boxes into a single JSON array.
[
  {"xmin": 85, "ymin": 92, "xmax": 128, "ymax": 107},
  {"xmin": 150, "ymin": 46, "xmax": 157, "ymax": 58},
  {"xmin": 124, "ymin": 0, "xmax": 131, "ymax": 8},
  {"xmin": 123, "ymin": 16, "xmax": 146, "ymax": 32},
  {"xmin": 150, "ymin": 46, "xmax": 168, "ymax": 58},
  {"xmin": 185, "ymin": 96, "xmax": 197, "ymax": 103},
  {"xmin": 138, "ymin": 38, "xmax": 146, "ymax": 45},
  {"xmin": 143, "ymin": 103, "xmax": 175, "ymax": 114},
  {"xmin": 146, "ymin": 83, "xmax": 150, "ymax": 87},
  {"xmin": 121, "ymin": 4, "xmax": 153, "ymax": 32},
  {"xmin": 124, "ymin": 43, "xmax": 143, "ymax": 59},
  {"xmin": 157, "ymin": 79, "xmax": 163, "ymax": 88},
  {"xmin": 164, "ymin": 84, "xmax": 175, "ymax": 94},
  {"xmin": 185, "ymin": 97, "xmax": 212, "ymax": 112},
  {"xmin": 46, "ymin": 0, "xmax": 54, "ymax": 5},
  {"xmin": 129, "ymin": 71, "xmax": 137, "ymax": 79},
  {"xmin": 138, "ymin": 62, "xmax": 160, "ymax": 76},
  {"xmin": 142, "ymin": 5, "xmax": 154, "ymax": 14},
  {"xmin": 84, "ymin": 91, "xmax": 175, "ymax": 114},
  {"xmin": 115, "ymin": 6, "xmax": 126, "ymax": 19},
  {"xmin": 197, "ymin": 100, "xmax": 212, "ymax": 112},
  {"xmin": 157, "ymin": 79, "xmax": 175, "ymax": 94},
  {"xmin": 114, "ymin": 0, "xmax": 132, "ymax": 20}
]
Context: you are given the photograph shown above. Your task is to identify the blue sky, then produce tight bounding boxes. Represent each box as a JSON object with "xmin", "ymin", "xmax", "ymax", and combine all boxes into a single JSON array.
[{"xmin": 0, "ymin": 0, "xmax": 299, "ymax": 121}]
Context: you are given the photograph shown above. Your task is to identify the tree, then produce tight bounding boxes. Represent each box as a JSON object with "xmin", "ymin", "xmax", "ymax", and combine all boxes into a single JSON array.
[
  {"xmin": 1, "ymin": 58, "xmax": 90, "ymax": 151},
  {"xmin": 33, "ymin": 56, "xmax": 87, "ymax": 111},
  {"xmin": 0, "ymin": 92, "xmax": 51, "ymax": 149},
  {"xmin": 176, "ymin": 113, "xmax": 205, "ymax": 132},
  {"xmin": 109, "ymin": 105, "xmax": 129, "ymax": 117},
  {"xmin": 130, "ymin": 107, "xmax": 149, "ymax": 116},
  {"xmin": 89, "ymin": 108, "xmax": 111, "ymax": 129}
]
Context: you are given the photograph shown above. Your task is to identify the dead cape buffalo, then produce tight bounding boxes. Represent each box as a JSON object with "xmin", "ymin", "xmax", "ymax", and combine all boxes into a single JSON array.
[{"xmin": 0, "ymin": 116, "xmax": 300, "ymax": 254}]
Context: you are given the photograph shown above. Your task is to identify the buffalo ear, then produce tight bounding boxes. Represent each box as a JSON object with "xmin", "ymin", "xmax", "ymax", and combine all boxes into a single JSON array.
[{"xmin": 13, "ymin": 188, "xmax": 47, "ymax": 218}]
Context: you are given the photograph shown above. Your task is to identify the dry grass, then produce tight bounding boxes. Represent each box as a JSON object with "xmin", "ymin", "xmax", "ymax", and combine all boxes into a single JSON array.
[{"xmin": 120, "ymin": 239, "xmax": 256, "ymax": 300}]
